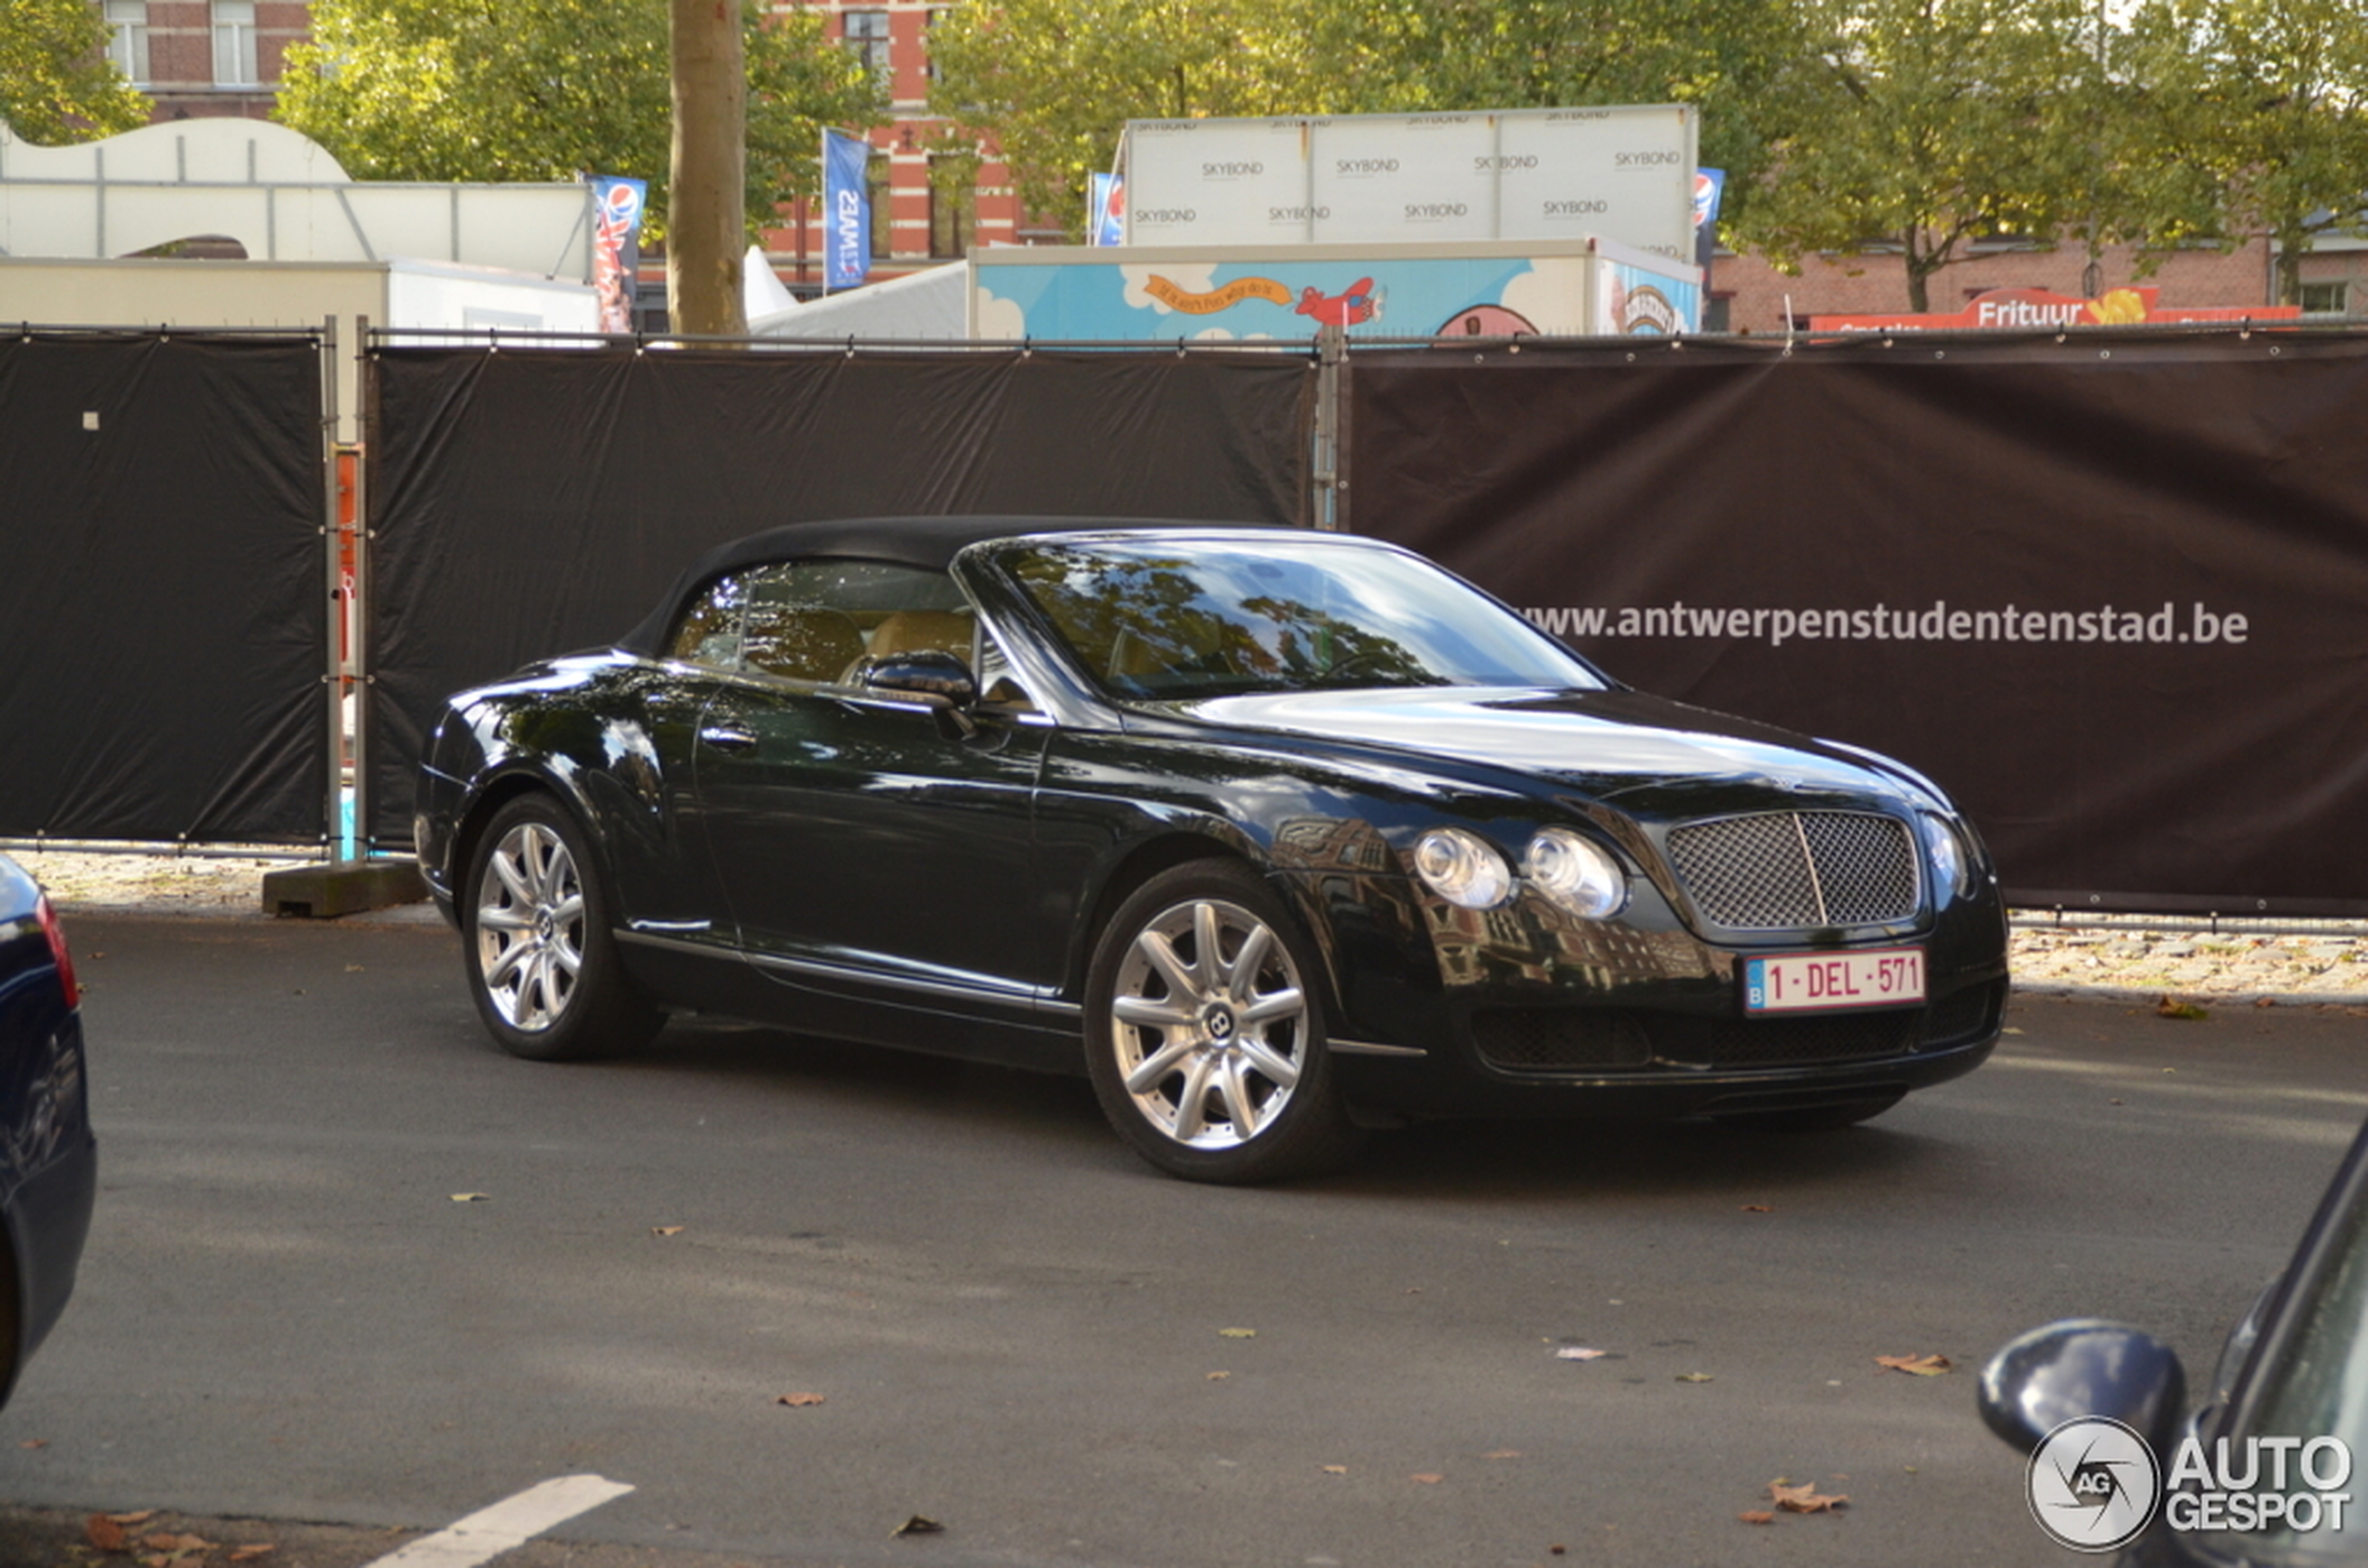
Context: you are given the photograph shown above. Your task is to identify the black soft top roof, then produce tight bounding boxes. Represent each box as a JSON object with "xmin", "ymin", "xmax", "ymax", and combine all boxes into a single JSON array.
[{"xmin": 616, "ymin": 514, "xmax": 1285, "ymax": 656}]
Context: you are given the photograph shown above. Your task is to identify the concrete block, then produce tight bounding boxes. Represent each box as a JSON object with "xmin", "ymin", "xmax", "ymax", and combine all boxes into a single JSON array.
[{"xmin": 262, "ymin": 859, "xmax": 429, "ymax": 919}]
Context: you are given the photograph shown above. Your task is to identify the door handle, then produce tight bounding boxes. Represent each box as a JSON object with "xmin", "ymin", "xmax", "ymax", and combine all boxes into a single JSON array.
[{"xmin": 697, "ymin": 725, "xmax": 758, "ymax": 752}]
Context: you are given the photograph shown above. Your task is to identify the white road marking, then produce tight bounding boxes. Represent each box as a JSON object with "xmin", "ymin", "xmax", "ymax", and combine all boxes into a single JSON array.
[{"xmin": 360, "ymin": 1474, "xmax": 635, "ymax": 1568}]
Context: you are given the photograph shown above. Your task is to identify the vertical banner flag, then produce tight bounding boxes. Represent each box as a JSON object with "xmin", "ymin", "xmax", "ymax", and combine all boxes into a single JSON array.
[
  {"xmin": 823, "ymin": 129, "xmax": 874, "ymax": 292},
  {"xmin": 588, "ymin": 176, "xmax": 647, "ymax": 332},
  {"xmin": 1692, "ymin": 169, "xmax": 1725, "ymax": 271},
  {"xmin": 1088, "ymin": 172, "xmax": 1125, "ymax": 247}
]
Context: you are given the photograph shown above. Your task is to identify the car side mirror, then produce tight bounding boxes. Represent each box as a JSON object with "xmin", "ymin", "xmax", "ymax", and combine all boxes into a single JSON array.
[
  {"xmin": 1978, "ymin": 1319, "xmax": 2188, "ymax": 1455},
  {"xmin": 860, "ymin": 649, "xmax": 978, "ymax": 708}
]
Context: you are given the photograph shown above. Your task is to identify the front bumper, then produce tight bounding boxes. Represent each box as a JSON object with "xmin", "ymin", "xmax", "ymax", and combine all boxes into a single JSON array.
[{"xmin": 1286, "ymin": 863, "xmax": 2009, "ymax": 1122}]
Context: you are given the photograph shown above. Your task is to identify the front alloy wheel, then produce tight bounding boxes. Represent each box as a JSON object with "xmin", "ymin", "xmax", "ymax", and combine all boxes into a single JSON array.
[
  {"xmin": 475, "ymin": 817, "xmax": 585, "ymax": 1033},
  {"xmin": 461, "ymin": 794, "xmax": 661, "ymax": 1062},
  {"xmin": 1086, "ymin": 862, "xmax": 1361, "ymax": 1183}
]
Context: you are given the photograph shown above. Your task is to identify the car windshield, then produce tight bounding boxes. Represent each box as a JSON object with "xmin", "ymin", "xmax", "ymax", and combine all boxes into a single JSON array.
[
  {"xmin": 2213, "ymin": 1175, "xmax": 2368, "ymax": 1561},
  {"xmin": 990, "ymin": 535, "xmax": 1605, "ymax": 700}
]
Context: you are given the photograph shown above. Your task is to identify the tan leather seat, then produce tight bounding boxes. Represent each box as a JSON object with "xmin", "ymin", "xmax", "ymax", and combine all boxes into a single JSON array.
[
  {"xmin": 740, "ymin": 604, "xmax": 865, "ymax": 682},
  {"xmin": 866, "ymin": 609, "xmax": 974, "ymax": 662}
]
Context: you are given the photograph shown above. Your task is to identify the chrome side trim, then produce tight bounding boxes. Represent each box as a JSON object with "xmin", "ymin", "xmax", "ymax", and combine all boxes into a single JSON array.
[
  {"xmin": 627, "ymin": 918, "xmax": 713, "ymax": 934},
  {"xmin": 1329, "ymin": 1038, "xmax": 1428, "ymax": 1059},
  {"xmin": 615, "ymin": 928, "xmax": 1077, "ymax": 1017}
]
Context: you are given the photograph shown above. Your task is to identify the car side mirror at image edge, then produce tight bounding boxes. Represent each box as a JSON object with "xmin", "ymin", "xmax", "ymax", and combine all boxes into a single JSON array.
[{"xmin": 1978, "ymin": 1318, "xmax": 2189, "ymax": 1456}]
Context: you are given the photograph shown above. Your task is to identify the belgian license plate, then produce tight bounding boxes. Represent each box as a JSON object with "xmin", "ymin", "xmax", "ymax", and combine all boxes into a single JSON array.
[{"xmin": 1743, "ymin": 948, "xmax": 1925, "ymax": 1013}]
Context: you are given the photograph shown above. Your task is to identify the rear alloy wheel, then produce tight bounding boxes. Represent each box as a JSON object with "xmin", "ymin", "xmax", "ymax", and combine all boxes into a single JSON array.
[
  {"xmin": 462, "ymin": 794, "xmax": 662, "ymax": 1062},
  {"xmin": 1085, "ymin": 861, "xmax": 1363, "ymax": 1183}
]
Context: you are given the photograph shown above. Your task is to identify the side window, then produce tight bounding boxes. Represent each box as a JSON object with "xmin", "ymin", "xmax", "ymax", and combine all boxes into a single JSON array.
[
  {"xmin": 665, "ymin": 558, "xmax": 975, "ymax": 684},
  {"xmin": 668, "ymin": 573, "xmax": 750, "ymax": 668}
]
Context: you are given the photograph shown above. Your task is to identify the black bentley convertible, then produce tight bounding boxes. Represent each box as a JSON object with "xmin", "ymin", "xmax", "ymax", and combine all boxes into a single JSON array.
[{"xmin": 415, "ymin": 517, "xmax": 2007, "ymax": 1182}]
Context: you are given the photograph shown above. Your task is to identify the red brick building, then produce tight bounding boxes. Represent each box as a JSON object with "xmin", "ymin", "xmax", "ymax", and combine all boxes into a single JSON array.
[
  {"xmin": 762, "ymin": 0, "xmax": 1030, "ymax": 291},
  {"xmin": 99, "ymin": 0, "xmax": 309, "ymax": 121},
  {"xmin": 1709, "ymin": 236, "xmax": 2359, "ymax": 333}
]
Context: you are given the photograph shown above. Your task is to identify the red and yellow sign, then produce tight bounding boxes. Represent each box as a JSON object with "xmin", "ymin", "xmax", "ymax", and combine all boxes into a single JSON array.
[{"xmin": 1811, "ymin": 286, "xmax": 2300, "ymax": 333}]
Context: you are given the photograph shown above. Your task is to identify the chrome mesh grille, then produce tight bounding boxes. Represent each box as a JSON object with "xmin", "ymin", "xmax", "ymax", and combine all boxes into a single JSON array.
[{"xmin": 1664, "ymin": 811, "xmax": 1920, "ymax": 929}]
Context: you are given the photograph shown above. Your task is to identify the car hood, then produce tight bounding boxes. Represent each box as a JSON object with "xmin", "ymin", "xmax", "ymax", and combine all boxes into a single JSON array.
[{"xmin": 1165, "ymin": 687, "xmax": 1922, "ymax": 808}]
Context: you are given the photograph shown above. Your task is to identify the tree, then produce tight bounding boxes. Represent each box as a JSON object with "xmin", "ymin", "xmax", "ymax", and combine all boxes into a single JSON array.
[
  {"xmin": 0, "ymin": 0, "xmax": 149, "ymax": 144},
  {"xmin": 277, "ymin": 0, "xmax": 877, "ymax": 239},
  {"xmin": 2116, "ymin": 0, "xmax": 2368, "ymax": 303},
  {"xmin": 1734, "ymin": 0, "xmax": 2102, "ymax": 312},
  {"xmin": 929, "ymin": 0, "xmax": 1796, "ymax": 241},
  {"xmin": 670, "ymin": 0, "xmax": 746, "ymax": 335}
]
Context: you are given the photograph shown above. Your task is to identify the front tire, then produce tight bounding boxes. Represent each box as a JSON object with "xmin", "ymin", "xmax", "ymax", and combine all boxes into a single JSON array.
[
  {"xmin": 1085, "ymin": 861, "xmax": 1363, "ymax": 1184},
  {"xmin": 462, "ymin": 794, "xmax": 662, "ymax": 1062}
]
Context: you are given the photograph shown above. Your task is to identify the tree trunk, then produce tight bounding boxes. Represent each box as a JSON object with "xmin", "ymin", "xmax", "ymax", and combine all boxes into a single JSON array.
[{"xmin": 668, "ymin": 0, "xmax": 747, "ymax": 337}]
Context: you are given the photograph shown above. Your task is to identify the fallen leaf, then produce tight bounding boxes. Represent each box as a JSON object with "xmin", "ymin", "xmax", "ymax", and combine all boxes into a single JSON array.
[
  {"xmin": 1739, "ymin": 1511, "xmax": 1776, "ymax": 1525},
  {"xmin": 1674, "ymin": 1372, "xmax": 1714, "ymax": 1383},
  {"xmin": 145, "ymin": 1534, "xmax": 213, "ymax": 1551},
  {"xmin": 229, "ymin": 1549, "xmax": 276, "ymax": 1563},
  {"xmin": 1322, "ymin": 1465, "xmax": 1348, "ymax": 1475},
  {"xmin": 109, "ymin": 1513, "xmax": 158, "ymax": 1525},
  {"xmin": 1554, "ymin": 1347, "xmax": 1608, "ymax": 1361},
  {"xmin": 1483, "ymin": 1451, "xmax": 1522, "ymax": 1460},
  {"xmin": 1741, "ymin": 1204, "xmax": 1773, "ymax": 1213},
  {"xmin": 2156, "ymin": 996, "xmax": 2210, "ymax": 1021},
  {"xmin": 2255, "ymin": 997, "xmax": 2278, "ymax": 1009},
  {"xmin": 1875, "ymin": 1354, "xmax": 1953, "ymax": 1377},
  {"xmin": 890, "ymin": 1516, "xmax": 944, "ymax": 1537},
  {"xmin": 651, "ymin": 1226, "xmax": 683, "ymax": 1237},
  {"xmin": 1205, "ymin": 1371, "xmax": 1230, "ymax": 1381},
  {"xmin": 344, "ymin": 965, "xmax": 365, "ymax": 972},
  {"xmin": 20, "ymin": 1437, "xmax": 47, "ymax": 1450},
  {"xmin": 86, "ymin": 1515, "xmax": 126, "ymax": 1553},
  {"xmin": 776, "ymin": 1393, "xmax": 826, "ymax": 1408},
  {"xmin": 2003, "ymin": 1025, "xmax": 2025, "ymax": 1035},
  {"xmin": 1409, "ymin": 1473, "xmax": 1444, "ymax": 1484},
  {"xmin": 1218, "ymin": 1327, "xmax": 1257, "ymax": 1339},
  {"xmin": 1769, "ymin": 1480, "xmax": 1849, "ymax": 1514},
  {"xmin": 449, "ymin": 1193, "xmax": 489, "ymax": 1204}
]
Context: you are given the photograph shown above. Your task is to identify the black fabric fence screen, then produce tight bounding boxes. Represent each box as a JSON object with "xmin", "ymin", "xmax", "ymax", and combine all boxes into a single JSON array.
[
  {"xmin": 1346, "ymin": 333, "xmax": 2368, "ymax": 915},
  {"xmin": 0, "ymin": 331, "xmax": 327, "ymax": 844},
  {"xmin": 364, "ymin": 344, "xmax": 1316, "ymax": 846}
]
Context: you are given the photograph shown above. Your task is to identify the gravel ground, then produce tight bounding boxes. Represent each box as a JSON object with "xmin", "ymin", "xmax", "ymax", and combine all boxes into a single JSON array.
[{"xmin": 12, "ymin": 848, "xmax": 2368, "ymax": 1008}]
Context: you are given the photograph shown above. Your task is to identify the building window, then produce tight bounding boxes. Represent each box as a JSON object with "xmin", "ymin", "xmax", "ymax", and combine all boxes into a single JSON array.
[
  {"xmin": 843, "ymin": 10, "xmax": 890, "ymax": 85},
  {"xmin": 929, "ymin": 158, "xmax": 973, "ymax": 258},
  {"xmin": 105, "ymin": 0, "xmax": 150, "ymax": 84},
  {"xmin": 925, "ymin": 7, "xmax": 948, "ymax": 83},
  {"xmin": 866, "ymin": 161, "xmax": 892, "ymax": 259},
  {"xmin": 213, "ymin": 0, "xmax": 258, "ymax": 86},
  {"xmin": 1703, "ymin": 294, "xmax": 1732, "ymax": 333},
  {"xmin": 2298, "ymin": 281, "xmax": 2350, "ymax": 316}
]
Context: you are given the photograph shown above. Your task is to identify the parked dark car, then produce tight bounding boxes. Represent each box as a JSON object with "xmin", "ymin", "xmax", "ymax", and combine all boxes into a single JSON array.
[
  {"xmin": 415, "ymin": 517, "xmax": 2008, "ymax": 1182},
  {"xmin": 0, "ymin": 853, "xmax": 94, "ymax": 1405},
  {"xmin": 1980, "ymin": 1116, "xmax": 2368, "ymax": 1562}
]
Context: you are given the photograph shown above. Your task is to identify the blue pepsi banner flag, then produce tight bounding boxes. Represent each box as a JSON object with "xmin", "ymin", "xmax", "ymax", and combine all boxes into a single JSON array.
[
  {"xmin": 1693, "ymin": 169, "xmax": 1725, "ymax": 270},
  {"xmin": 1088, "ymin": 172, "xmax": 1124, "ymax": 247},
  {"xmin": 823, "ymin": 129, "xmax": 873, "ymax": 291}
]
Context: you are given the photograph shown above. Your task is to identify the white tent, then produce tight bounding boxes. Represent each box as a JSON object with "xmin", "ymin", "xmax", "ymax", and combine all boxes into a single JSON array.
[{"xmin": 749, "ymin": 261, "xmax": 968, "ymax": 341}]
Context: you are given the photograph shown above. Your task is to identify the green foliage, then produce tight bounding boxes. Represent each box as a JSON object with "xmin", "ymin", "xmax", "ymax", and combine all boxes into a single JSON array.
[
  {"xmin": 929, "ymin": 0, "xmax": 1796, "ymax": 241},
  {"xmin": 1734, "ymin": 0, "xmax": 2103, "ymax": 311},
  {"xmin": 2117, "ymin": 0, "xmax": 2368, "ymax": 302},
  {"xmin": 276, "ymin": 0, "xmax": 879, "ymax": 236},
  {"xmin": 0, "ymin": 0, "xmax": 149, "ymax": 144}
]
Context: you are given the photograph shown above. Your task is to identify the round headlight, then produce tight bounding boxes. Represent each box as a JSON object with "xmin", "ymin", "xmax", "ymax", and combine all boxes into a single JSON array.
[
  {"xmin": 1921, "ymin": 812, "xmax": 1970, "ymax": 898},
  {"xmin": 1414, "ymin": 828, "xmax": 1513, "ymax": 909},
  {"xmin": 1524, "ymin": 828, "xmax": 1628, "ymax": 919}
]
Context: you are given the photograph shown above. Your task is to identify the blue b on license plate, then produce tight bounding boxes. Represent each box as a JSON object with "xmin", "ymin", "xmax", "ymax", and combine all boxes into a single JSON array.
[{"xmin": 1743, "ymin": 948, "xmax": 1925, "ymax": 1013}]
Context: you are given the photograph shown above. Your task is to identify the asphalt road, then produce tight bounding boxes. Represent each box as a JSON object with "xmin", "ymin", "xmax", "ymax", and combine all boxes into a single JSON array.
[{"xmin": 7, "ymin": 911, "xmax": 2365, "ymax": 1568}]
